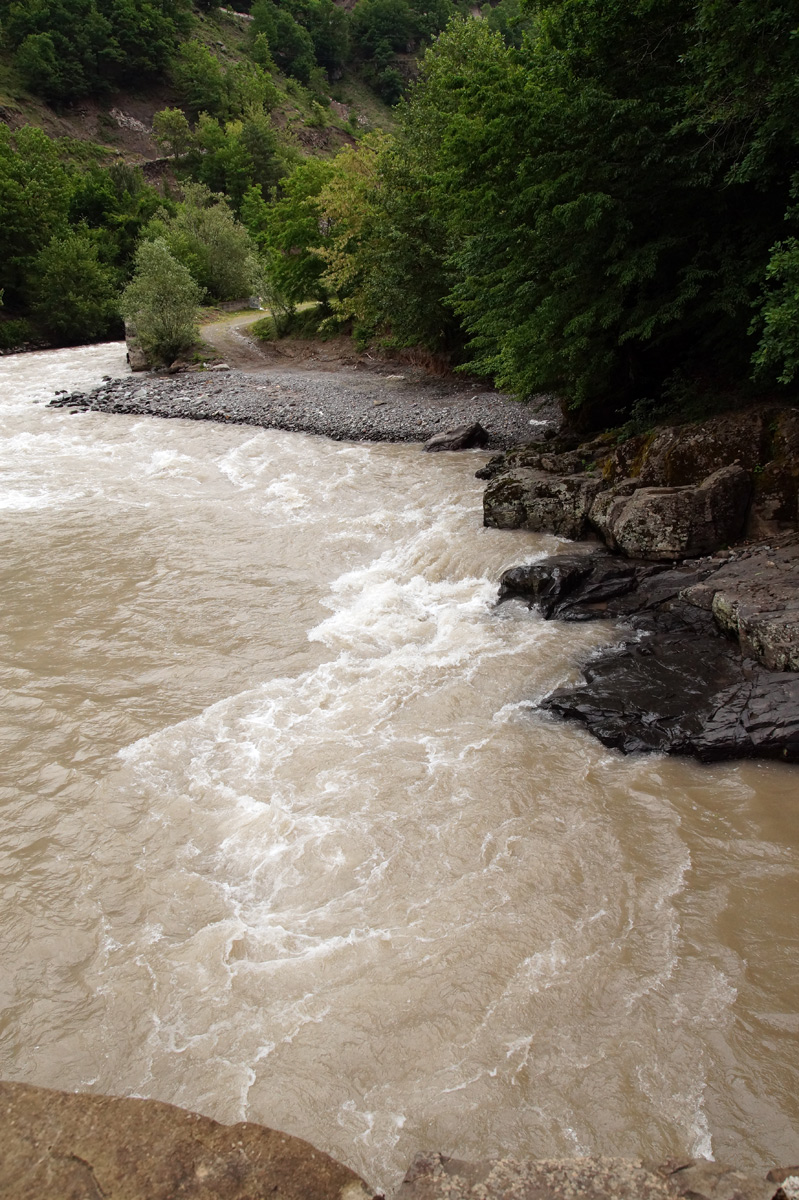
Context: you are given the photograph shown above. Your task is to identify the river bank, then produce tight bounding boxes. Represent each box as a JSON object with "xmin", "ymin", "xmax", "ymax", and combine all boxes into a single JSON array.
[
  {"xmin": 47, "ymin": 367, "xmax": 799, "ymax": 765},
  {"xmin": 3, "ymin": 1080, "xmax": 797, "ymax": 1200},
  {"xmin": 47, "ymin": 364, "xmax": 559, "ymax": 448}
]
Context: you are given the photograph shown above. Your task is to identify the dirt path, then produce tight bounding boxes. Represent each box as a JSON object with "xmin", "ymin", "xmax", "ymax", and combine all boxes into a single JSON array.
[{"xmin": 199, "ymin": 311, "xmax": 274, "ymax": 373}]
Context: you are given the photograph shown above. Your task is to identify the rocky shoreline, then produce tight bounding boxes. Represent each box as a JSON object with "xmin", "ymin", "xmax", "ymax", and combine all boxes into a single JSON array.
[
  {"xmin": 46, "ymin": 371, "xmax": 799, "ymax": 765},
  {"xmin": 2, "ymin": 1081, "xmax": 797, "ymax": 1200},
  {"xmin": 483, "ymin": 404, "xmax": 799, "ymax": 763},
  {"xmin": 499, "ymin": 542, "xmax": 799, "ymax": 761},
  {"xmin": 47, "ymin": 366, "xmax": 559, "ymax": 449}
]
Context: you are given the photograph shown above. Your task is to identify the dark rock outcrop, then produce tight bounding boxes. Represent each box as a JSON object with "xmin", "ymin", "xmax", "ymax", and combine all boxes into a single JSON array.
[
  {"xmin": 124, "ymin": 320, "xmax": 148, "ymax": 372},
  {"xmin": 424, "ymin": 422, "xmax": 489, "ymax": 451},
  {"xmin": 499, "ymin": 542, "xmax": 799, "ymax": 762},
  {"xmin": 0, "ymin": 1081, "xmax": 378, "ymax": 1200},
  {"xmin": 396, "ymin": 1153, "xmax": 779, "ymax": 1200}
]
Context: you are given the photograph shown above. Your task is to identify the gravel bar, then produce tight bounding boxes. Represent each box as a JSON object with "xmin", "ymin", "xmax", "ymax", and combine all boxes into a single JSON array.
[{"xmin": 47, "ymin": 364, "xmax": 560, "ymax": 449}]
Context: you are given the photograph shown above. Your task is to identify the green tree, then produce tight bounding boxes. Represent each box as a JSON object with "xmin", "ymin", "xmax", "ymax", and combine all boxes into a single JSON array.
[
  {"xmin": 120, "ymin": 238, "xmax": 203, "ymax": 364},
  {"xmin": 152, "ymin": 107, "xmax": 193, "ymax": 158},
  {"xmin": 254, "ymin": 156, "xmax": 334, "ymax": 313},
  {"xmin": 147, "ymin": 182, "xmax": 260, "ymax": 300},
  {"xmin": 389, "ymin": 7, "xmax": 780, "ymax": 413},
  {"xmin": 350, "ymin": 0, "xmax": 414, "ymax": 57},
  {"xmin": 173, "ymin": 40, "xmax": 228, "ymax": 119},
  {"xmin": 2, "ymin": 0, "xmax": 187, "ymax": 102},
  {"xmin": 250, "ymin": 0, "xmax": 316, "ymax": 82},
  {"xmin": 0, "ymin": 124, "xmax": 74, "ymax": 306},
  {"xmin": 752, "ymin": 239, "xmax": 799, "ymax": 385},
  {"xmin": 27, "ymin": 228, "xmax": 119, "ymax": 343}
]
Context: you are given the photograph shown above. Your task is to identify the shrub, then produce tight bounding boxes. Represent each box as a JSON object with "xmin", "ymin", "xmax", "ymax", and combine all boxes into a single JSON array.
[
  {"xmin": 27, "ymin": 228, "xmax": 120, "ymax": 343},
  {"xmin": 120, "ymin": 239, "xmax": 204, "ymax": 364}
]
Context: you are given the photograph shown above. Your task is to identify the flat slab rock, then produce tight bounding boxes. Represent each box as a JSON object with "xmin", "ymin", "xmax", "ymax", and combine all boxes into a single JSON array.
[
  {"xmin": 396, "ymin": 1153, "xmax": 781, "ymax": 1200},
  {"xmin": 499, "ymin": 543, "xmax": 799, "ymax": 762},
  {"xmin": 0, "ymin": 1081, "xmax": 377, "ymax": 1200}
]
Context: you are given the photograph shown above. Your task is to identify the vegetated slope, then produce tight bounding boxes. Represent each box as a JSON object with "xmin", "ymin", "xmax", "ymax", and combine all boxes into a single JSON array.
[
  {"xmin": 0, "ymin": 5, "xmax": 392, "ymax": 165},
  {"xmin": 5, "ymin": 0, "xmax": 798, "ymax": 433},
  {"xmin": 0, "ymin": 0, "xmax": 418, "ymax": 349}
]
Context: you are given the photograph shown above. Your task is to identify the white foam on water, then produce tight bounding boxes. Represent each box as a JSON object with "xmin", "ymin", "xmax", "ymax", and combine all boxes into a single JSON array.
[{"xmin": 2, "ymin": 343, "xmax": 795, "ymax": 1194}]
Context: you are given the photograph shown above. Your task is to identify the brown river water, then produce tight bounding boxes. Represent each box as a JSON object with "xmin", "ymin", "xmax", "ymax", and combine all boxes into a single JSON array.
[{"xmin": 1, "ymin": 343, "xmax": 798, "ymax": 1193}]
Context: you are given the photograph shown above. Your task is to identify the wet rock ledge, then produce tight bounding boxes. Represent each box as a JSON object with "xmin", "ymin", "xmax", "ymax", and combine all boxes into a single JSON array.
[
  {"xmin": 485, "ymin": 405, "xmax": 799, "ymax": 763},
  {"xmin": 2, "ymin": 1082, "xmax": 798, "ymax": 1200}
]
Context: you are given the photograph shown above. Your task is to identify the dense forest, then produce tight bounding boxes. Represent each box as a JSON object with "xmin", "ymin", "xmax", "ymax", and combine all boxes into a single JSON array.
[{"xmin": 2, "ymin": 0, "xmax": 799, "ymax": 423}]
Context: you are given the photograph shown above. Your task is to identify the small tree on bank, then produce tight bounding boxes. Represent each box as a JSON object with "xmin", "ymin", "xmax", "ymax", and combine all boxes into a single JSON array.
[{"xmin": 120, "ymin": 239, "xmax": 204, "ymax": 366}]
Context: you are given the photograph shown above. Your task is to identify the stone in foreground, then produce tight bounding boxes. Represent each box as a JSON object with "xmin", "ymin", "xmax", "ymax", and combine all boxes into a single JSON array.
[
  {"xmin": 424, "ymin": 422, "xmax": 489, "ymax": 451},
  {"xmin": 395, "ymin": 1153, "xmax": 778, "ymax": 1200},
  {"xmin": 0, "ymin": 1081, "xmax": 377, "ymax": 1200}
]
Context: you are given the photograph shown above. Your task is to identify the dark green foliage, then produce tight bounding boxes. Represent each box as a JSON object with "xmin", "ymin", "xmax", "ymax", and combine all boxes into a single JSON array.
[
  {"xmin": 0, "ymin": 0, "xmax": 189, "ymax": 102},
  {"xmin": 751, "ymin": 240, "xmax": 799, "ymax": 385},
  {"xmin": 68, "ymin": 161, "xmax": 164, "ymax": 268},
  {"xmin": 0, "ymin": 124, "xmax": 74, "ymax": 304},
  {"xmin": 481, "ymin": 0, "xmax": 533, "ymax": 48},
  {"xmin": 180, "ymin": 109, "xmax": 283, "ymax": 208},
  {"xmin": 350, "ymin": 0, "xmax": 415, "ymax": 57},
  {"xmin": 27, "ymin": 228, "xmax": 120, "ymax": 343},
  {"xmin": 173, "ymin": 43, "xmax": 281, "ymax": 122},
  {"xmin": 145, "ymin": 182, "xmax": 259, "ymax": 300},
  {"xmin": 173, "ymin": 39, "xmax": 229, "ymax": 118},
  {"xmin": 357, "ymin": 3, "xmax": 799, "ymax": 413},
  {"xmin": 248, "ymin": 157, "xmax": 333, "ymax": 310},
  {"xmin": 250, "ymin": 0, "xmax": 316, "ymax": 82},
  {"xmin": 0, "ymin": 318, "xmax": 35, "ymax": 351},
  {"xmin": 0, "ymin": 125, "xmax": 164, "ymax": 341}
]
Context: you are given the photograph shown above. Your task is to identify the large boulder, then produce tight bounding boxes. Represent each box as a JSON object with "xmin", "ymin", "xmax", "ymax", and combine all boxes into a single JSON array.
[
  {"xmin": 604, "ymin": 409, "xmax": 771, "ymax": 489},
  {"xmin": 0, "ymin": 1081, "xmax": 376, "ymax": 1200},
  {"xmin": 590, "ymin": 465, "xmax": 751, "ymax": 560},
  {"xmin": 424, "ymin": 422, "xmax": 489, "ymax": 452},
  {"xmin": 599, "ymin": 406, "xmax": 799, "ymax": 538},
  {"xmin": 500, "ymin": 542, "xmax": 799, "ymax": 762},
  {"xmin": 483, "ymin": 470, "xmax": 603, "ymax": 538}
]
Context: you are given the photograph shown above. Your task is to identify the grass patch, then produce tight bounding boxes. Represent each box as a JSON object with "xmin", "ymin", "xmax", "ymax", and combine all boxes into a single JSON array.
[{"xmin": 250, "ymin": 303, "xmax": 332, "ymax": 341}]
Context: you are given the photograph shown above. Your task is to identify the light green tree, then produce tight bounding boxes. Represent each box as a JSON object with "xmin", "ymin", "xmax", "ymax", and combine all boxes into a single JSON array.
[
  {"xmin": 152, "ymin": 108, "xmax": 193, "ymax": 159},
  {"xmin": 120, "ymin": 239, "xmax": 204, "ymax": 365}
]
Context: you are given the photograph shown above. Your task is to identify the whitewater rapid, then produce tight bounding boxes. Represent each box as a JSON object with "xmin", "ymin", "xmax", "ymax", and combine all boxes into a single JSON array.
[{"xmin": 1, "ymin": 343, "xmax": 797, "ymax": 1194}]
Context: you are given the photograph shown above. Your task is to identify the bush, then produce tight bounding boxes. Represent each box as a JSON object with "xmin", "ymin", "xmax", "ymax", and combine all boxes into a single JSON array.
[
  {"xmin": 27, "ymin": 228, "xmax": 120, "ymax": 343},
  {"xmin": 146, "ymin": 182, "xmax": 261, "ymax": 300},
  {"xmin": 120, "ymin": 239, "xmax": 204, "ymax": 364},
  {"xmin": 0, "ymin": 318, "xmax": 35, "ymax": 351}
]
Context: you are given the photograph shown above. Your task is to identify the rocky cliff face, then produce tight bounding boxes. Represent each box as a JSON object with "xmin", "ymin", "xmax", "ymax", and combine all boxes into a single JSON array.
[{"xmin": 481, "ymin": 404, "xmax": 799, "ymax": 559}]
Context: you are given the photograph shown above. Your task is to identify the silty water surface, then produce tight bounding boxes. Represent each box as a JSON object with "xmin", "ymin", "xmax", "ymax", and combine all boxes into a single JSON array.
[{"xmin": 1, "ymin": 344, "xmax": 798, "ymax": 1194}]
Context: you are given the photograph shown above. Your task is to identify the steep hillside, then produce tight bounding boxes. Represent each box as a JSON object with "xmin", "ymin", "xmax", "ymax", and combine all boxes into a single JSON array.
[{"xmin": 0, "ymin": 5, "xmax": 394, "ymax": 167}]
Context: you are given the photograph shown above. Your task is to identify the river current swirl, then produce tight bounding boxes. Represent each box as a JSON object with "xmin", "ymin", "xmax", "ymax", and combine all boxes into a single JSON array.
[{"xmin": 1, "ymin": 343, "xmax": 798, "ymax": 1193}]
